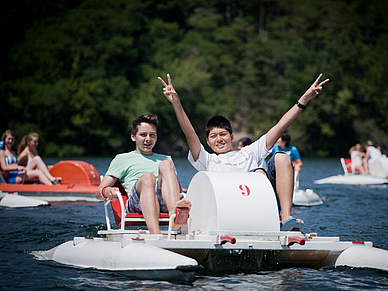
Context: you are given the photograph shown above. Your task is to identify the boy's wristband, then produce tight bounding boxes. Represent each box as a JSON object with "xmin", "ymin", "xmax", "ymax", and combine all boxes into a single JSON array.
[
  {"xmin": 296, "ymin": 101, "xmax": 307, "ymax": 110},
  {"xmin": 100, "ymin": 186, "xmax": 109, "ymax": 199}
]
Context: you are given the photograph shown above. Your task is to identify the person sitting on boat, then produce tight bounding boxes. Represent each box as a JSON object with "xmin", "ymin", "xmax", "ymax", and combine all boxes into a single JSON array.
[
  {"xmin": 17, "ymin": 132, "xmax": 62, "ymax": 184},
  {"xmin": 96, "ymin": 114, "xmax": 191, "ymax": 234},
  {"xmin": 271, "ymin": 130, "xmax": 303, "ymax": 173},
  {"xmin": 159, "ymin": 73, "xmax": 329, "ymax": 230},
  {"xmin": 349, "ymin": 144, "xmax": 368, "ymax": 174},
  {"xmin": 237, "ymin": 137, "xmax": 252, "ymax": 151},
  {"xmin": 1, "ymin": 129, "xmax": 55, "ymax": 185},
  {"xmin": 365, "ymin": 140, "xmax": 382, "ymax": 163}
]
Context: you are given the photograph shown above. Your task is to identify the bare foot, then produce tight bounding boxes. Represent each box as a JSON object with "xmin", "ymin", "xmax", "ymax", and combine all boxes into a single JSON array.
[{"xmin": 52, "ymin": 177, "xmax": 62, "ymax": 184}]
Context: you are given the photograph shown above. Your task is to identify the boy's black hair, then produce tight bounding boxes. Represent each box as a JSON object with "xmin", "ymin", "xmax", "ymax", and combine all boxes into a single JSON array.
[
  {"xmin": 205, "ymin": 116, "xmax": 233, "ymax": 137},
  {"xmin": 131, "ymin": 114, "xmax": 158, "ymax": 136},
  {"xmin": 281, "ymin": 130, "xmax": 291, "ymax": 148}
]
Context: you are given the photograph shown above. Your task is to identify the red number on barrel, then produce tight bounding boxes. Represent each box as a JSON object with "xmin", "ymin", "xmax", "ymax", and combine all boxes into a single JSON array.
[{"xmin": 239, "ymin": 185, "xmax": 250, "ymax": 196}]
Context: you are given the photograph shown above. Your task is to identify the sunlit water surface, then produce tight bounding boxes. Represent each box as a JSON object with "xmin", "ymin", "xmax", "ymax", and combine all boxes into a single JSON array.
[{"xmin": 1, "ymin": 157, "xmax": 387, "ymax": 290}]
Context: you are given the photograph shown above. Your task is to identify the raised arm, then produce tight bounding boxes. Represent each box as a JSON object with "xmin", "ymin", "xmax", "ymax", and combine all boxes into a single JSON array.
[
  {"xmin": 158, "ymin": 74, "xmax": 202, "ymax": 161},
  {"xmin": 266, "ymin": 74, "xmax": 329, "ymax": 150}
]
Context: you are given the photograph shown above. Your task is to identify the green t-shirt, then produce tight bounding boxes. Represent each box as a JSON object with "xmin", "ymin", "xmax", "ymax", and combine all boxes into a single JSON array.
[{"xmin": 105, "ymin": 151, "xmax": 175, "ymax": 194}]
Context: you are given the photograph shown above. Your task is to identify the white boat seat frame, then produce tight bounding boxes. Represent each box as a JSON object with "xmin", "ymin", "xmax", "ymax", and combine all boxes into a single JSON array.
[{"xmin": 102, "ymin": 192, "xmax": 189, "ymax": 239}]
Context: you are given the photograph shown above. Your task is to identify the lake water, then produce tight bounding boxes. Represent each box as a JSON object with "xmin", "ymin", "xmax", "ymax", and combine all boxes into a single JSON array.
[{"xmin": 1, "ymin": 157, "xmax": 387, "ymax": 290}]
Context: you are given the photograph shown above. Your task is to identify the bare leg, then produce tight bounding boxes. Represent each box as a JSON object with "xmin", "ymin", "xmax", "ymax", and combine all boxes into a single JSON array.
[
  {"xmin": 15, "ymin": 173, "xmax": 26, "ymax": 184},
  {"xmin": 158, "ymin": 160, "xmax": 191, "ymax": 229},
  {"xmin": 26, "ymin": 169, "xmax": 52, "ymax": 185},
  {"xmin": 136, "ymin": 173, "xmax": 161, "ymax": 234},
  {"xmin": 274, "ymin": 154, "xmax": 299, "ymax": 223},
  {"xmin": 355, "ymin": 164, "xmax": 367, "ymax": 175},
  {"xmin": 26, "ymin": 156, "xmax": 58, "ymax": 182},
  {"xmin": 362, "ymin": 159, "xmax": 369, "ymax": 174}
]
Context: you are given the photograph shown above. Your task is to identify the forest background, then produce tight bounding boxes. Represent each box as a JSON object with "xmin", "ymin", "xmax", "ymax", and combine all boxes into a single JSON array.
[{"xmin": 1, "ymin": 0, "xmax": 387, "ymax": 158}]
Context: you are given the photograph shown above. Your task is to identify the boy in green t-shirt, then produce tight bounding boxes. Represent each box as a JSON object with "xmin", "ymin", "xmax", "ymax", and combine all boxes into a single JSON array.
[{"xmin": 96, "ymin": 114, "xmax": 191, "ymax": 234}]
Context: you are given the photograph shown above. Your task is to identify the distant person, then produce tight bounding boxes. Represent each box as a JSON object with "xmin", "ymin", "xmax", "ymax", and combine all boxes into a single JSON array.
[
  {"xmin": 349, "ymin": 144, "xmax": 368, "ymax": 174},
  {"xmin": 0, "ymin": 129, "xmax": 53, "ymax": 185},
  {"xmin": 159, "ymin": 72, "xmax": 329, "ymax": 230},
  {"xmin": 96, "ymin": 114, "xmax": 191, "ymax": 234},
  {"xmin": 376, "ymin": 145, "xmax": 386, "ymax": 157},
  {"xmin": 0, "ymin": 129, "xmax": 26, "ymax": 184},
  {"xmin": 365, "ymin": 140, "xmax": 382, "ymax": 163},
  {"xmin": 237, "ymin": 137, "xmax": 252, "ymax": 150},
  {"xmin": 271, "ymin": 130, "xmax": 303, "ymax": 173},
  {"xmin": 17, "ymin": 132, "xmax": 62, "ymax": 184}
]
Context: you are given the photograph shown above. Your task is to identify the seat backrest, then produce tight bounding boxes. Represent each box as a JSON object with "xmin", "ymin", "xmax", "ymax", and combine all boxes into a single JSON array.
[
  {"xmin": 0, "ymin": 169, "xmax": 7, "ymax": 184},
  {"xmin": 341, "ymin": 158, "xmax": 360, "ymax": 174},
  {"xmin": 340, "ymin": 158, "xmax": 351, "ymax": 174},
  {"xmin": 110, "ymin": 182, "xmax": 128, "ymax": 226},
  {"xmin": 110, "ymin": 181, "xmax": 169, "ymax": 227}
]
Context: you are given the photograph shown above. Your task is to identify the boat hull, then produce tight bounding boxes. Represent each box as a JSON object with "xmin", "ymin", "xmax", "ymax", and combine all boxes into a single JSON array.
[
  {"xmin": 293, "ymin": 189, "xmax": 323, "ymax": 206},
  {"xmin": 314, "ymin": 174, "xmax": 388, "ymax": 185},
  {"xmin": 37, "ymin": 171, "xmax": 388, "ymax": 276},
  {"xmin": 35, "ymin": 237, "xmax": 201, "ymax": 281},
  {"xmin": 0, "ymin": 192, "xmax": 49, "ymax": 208}
]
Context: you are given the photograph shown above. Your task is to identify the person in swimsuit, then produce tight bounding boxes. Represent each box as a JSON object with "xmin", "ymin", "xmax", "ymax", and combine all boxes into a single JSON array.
[
  {"xmin": 0, "ymin": 129, "xmax": 54, "ymax": 185},
  {"xmin": 17, "ymin": 132, "xmax": 61, "ymax": 184},
  {"xmin": 1, "ymin": 129, "xmax": 27, "ymax": 184}
]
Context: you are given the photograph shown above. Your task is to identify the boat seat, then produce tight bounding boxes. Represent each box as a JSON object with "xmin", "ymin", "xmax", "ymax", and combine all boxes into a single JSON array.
[
  {"xmin": 340, "ymin": 158, "xmax": 360, "ymax": 175},
  {"xmin": 0, "ymin": 166, "xmax": 38, "ymax": 184},
  {"xmin": 0, "ymin": 170, "xmax": 7, "ymax": 184},
  {"xmin": 103, "ymin": 182, "xmax": 170, "ymax": 230}
]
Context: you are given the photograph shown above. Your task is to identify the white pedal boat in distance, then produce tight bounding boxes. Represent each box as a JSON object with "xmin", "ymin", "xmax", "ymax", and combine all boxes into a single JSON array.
[
  {"xmin": 35, "ymin": 172, "xmax": 388, "ymax": 280},
  {"xmin": 293, "ymin": 171, "xmax": 323, "ymax": 206},
  {"xmin": 315, "ymin": 158, "xmax": 388, "ymax": 185}
]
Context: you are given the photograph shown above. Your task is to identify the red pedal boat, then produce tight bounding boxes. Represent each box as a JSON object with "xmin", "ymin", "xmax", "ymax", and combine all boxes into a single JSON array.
[{"xmin": 0, "ymin": 160, "xmax": 100, "ymax": 202}]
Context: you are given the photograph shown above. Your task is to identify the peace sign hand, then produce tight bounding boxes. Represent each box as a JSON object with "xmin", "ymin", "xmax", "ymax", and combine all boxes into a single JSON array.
[
  {"xmin": 302, "ymin": 73, "xmax": 330, "ymax": 102},
  {"xmin": 158, "ymin": 74, "xmax": 179, "ymax": 103}
]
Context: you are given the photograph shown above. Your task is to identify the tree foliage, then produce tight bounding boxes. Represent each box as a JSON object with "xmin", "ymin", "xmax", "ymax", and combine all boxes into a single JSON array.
[{"xmin": 1, "ymin": 0, "xmax": 387, "ymax": 157}]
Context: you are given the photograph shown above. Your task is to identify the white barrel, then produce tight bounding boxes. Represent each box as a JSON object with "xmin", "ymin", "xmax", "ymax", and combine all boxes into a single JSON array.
[
  {"xmin": 186, "ymin": 172, "xmax": 280, "ymax": 235},
  {"xmin": 335, "ymin": 246, "xmax": 388, "ymax": 271},
  {"xmin": 369, "ymin": 157, "xmax": 388, "ymax": 178}
]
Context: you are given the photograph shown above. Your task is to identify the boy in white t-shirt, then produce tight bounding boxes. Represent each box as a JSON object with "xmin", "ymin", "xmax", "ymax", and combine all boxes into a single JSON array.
[
  {"xmin": 96, "ymin": 114, "xmax": 191, "ymax": 234},
  {"xmin": 159, "ymin": 73, "xmax": 329, "ymax": 230}
]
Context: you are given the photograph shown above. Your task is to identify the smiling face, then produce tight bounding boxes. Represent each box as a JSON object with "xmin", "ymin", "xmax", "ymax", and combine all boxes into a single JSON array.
[
  {"xmin": 206, "ymin": 127, "xmax": 234, "ymax": 154},
  {"xmin": 5, "ymin": 134, "xmax": 15, "ymax": 150},
  {"xmin": 29, "ymin": 136, "xmax": 39, "ymax": 150},
  {"xmin": 131, "ymin": 122, "xmax": 157, "ymax": 155}
]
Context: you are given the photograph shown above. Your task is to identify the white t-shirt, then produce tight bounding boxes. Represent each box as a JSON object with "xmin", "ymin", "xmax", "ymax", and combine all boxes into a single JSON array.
[
  {"xmin": 351, "ymin": 150, "xmax": 362, "ymax": 166},
  {"xmin": 367, "ymin": 146, "xmax": 382, "ymax": 161},
  {"xmin": 188, "ymin": 135, "xmax": 271, "ymax": 172}
]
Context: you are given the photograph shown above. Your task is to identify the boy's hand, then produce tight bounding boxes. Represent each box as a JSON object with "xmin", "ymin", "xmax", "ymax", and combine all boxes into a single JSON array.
[
  {"xmin": 158, "ymin": 74, "xmax": 179, "ymax": 102},
  {"xmin": 301, "ymin": 73, "xmax": 330, "ymax": 102}
]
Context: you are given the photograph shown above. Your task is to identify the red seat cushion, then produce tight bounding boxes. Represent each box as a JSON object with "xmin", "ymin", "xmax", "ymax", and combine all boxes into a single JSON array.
[{"xmin": 110, "ymin": 182, "xmax": 169, "ymax": 227}]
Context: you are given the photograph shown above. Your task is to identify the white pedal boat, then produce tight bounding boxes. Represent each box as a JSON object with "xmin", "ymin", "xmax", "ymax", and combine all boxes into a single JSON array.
[
  {"xmin": 315, "ymin": 158, "xmax": 388, "ymax": 185},
  {"xmin": 0, "ymin": 191, "xmax": 49, "ymax": 208},
  {"xmin": 36, "ymin": 172, "xmax": 388, "ymax": 279},
  {"xmin": 293, "ymin": 171, "xmax": 323, "ymax": 206}
]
